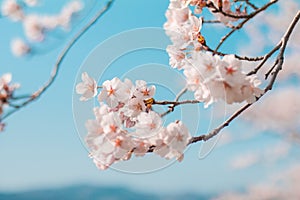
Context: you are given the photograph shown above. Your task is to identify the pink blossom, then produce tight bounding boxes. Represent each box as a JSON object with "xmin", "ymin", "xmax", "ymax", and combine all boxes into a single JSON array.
[
  {"xmin": 11, "ymin": 38, "xmax": 30, "ymax": 57},
  {"xmin": 76, "ymin": 72, "xmax": 98, "ymax": 101},
  {"xmin": 98, "ymin": 77, "xmax": 130, "ymax": 107},
  {"xmin": 23, "ymin": 15, "xmax": 44, "ymax": 41},
  {"xmin": 1, "ymin": 0, "xmax": 24, "ymax": 21}
]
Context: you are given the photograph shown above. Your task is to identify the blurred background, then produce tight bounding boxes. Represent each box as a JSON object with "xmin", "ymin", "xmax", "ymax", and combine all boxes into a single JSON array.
[{"xmin": 0, "ymin": 0, "xmax": 299, "ymax": 199}]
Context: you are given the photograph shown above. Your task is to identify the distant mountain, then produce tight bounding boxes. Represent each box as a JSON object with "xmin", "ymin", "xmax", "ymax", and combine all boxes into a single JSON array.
[{"xmin": 0, "ymin": 185, "xmax": 212, "ymax": 200}]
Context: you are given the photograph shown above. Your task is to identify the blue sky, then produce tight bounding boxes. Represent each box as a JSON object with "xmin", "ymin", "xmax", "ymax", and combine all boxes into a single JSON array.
[{"xmin": 0, "ymin": 0, "xmax": 298, "ymax": 196}]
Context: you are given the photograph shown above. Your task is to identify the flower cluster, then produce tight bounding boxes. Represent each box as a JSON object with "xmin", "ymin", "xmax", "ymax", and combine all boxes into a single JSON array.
[
  {"xmin": 165, "ymin": 0, "xmax": 262, "ymax": 107},
  {"xmin": 184, "ymin": 52, "xmax": 263, "ymax": 107},
  {"xmin": 1, "ymin": 0, "xmax": 83, "ymax": 56},
  {"xmin": 164, "ymin": 0, "xmax": 203, "ymax": 64},
  {"xmin": 76, "ymin": 73, "xmax": 191, "ymax": 170},
  {"xmin": 0, "ymin": 73, "xmax": 20, "ymax": 132}
]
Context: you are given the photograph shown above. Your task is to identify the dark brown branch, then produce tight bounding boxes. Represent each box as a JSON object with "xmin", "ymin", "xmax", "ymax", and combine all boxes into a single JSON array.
[
  {"xmin": 233, "ymin": 0, "xmax": 258, "ymax": 10},
  {"xmin": 189, "ymin": 103, "xmax": 252, "ymax": 144},
  {"xmin": 247, "ymin": 42, "xmax": 281, "ymax": 76},
  {"xmin": 214, "ymin": 0, "xmax": 278, "ymax": 52},
  {"xmin": 264, "ymin": 11, "xmax": 300, "ymax": 92},
  {"xmin": 1, "ymin": 0, "xmax": 115, "ymax": 121},
  {"xmin": 207, "ymin": 0, "xmax": 277, "ymax": 19},
  {"xmin": 154, "ymin": 96, "xmax": 200, "ymax": 117},
  {"xmin": 153, "ymin": 99, "xmax": 200, "ymax": 106},
  {"xmin": 203, "ymin": 19, "xmax": 221, "ymax": 23},
  {"xmin": 158, "ymin": 87, "xmax": 189, "ymax": 117},
  {"xmin": 205, "ymin": 46, "xmax": 264, "ymax": 61}
]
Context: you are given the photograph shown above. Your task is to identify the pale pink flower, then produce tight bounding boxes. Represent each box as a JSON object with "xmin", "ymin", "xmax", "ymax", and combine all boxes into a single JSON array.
[
  {"xmin": 184, "ymin": 67, "xmax": 202, "ymax": 91},
  {"xmin": 218, "ymin": 54, "xmax": 245, "ymax": 87},
  {"xmin": 100, "ymin": 112, "xmax": 122, "ymax": 135},
  {"xmin": 93, "ymin": 103, "xmax": 110, "ymax": 122},
  {"xmin": 76, "ymin": 72, "xmax": 98, "ymax": 101},
  {"xmin": 135, "ymin": 111, "xmax": 163, "ymax": 137},
  {"xmin": 11, "ymin": 38, "xmax": 30, "ymax": 57},
  {"xmin": 1, "ymin": 0, "xmax": 24, "ymax": 21},
  {"xmin": 85, "ymin": 120, "xmax": 104, "ymax": 151},
  {"xmin": 23, "ymin": 15, "xmax": 44, "ymax": 41},
  {"xmin": 98, "ymin": 77, "xmax": 129, "ymax": 107},
  {"xmin": 166, "ymin": 45, "xmax": 187, "ymax": 69},
  {"xmin": 40, "ymin": 16, "xmax": 60, "ymax": 30},
  {"xmin": 134, "ymin": 80, "xmax": 156, "ymax": 100},
  {"xmin": 165, "ymin": 121, "xmax": 191, "ymax": 155},
  {"xmin": 92, "ymin": 154, "xmax": 115, "ymax": 170},
  {"xmin": 0, "ymin": 73, "xmax": 12, "ymax": 88},
  {"xmin": 122, "ymin": 97, "xmax": 146, "ymax": 118},
  {"xmin": 132, "ymin": 139, "xmax": 152, "ymax": 157}
]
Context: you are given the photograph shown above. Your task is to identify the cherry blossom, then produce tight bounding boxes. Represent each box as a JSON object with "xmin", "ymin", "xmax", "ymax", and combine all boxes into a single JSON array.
[
  {"xmin": 134, "ymin": 80, "xmax": 156, "ymax": 100},
  {"xmin": 1, "ymin": 0, "xmax": 24, "ymax": 21},
  {"xmin": 164, "ymin": 0, "xmax": 203, "ymax": 50},
  {"xmin": 76, "ymin": 72, "xmax": 98, "ymax": 101},
  {"xmin": 0, "ymin": 73, "xmax": 20, "ymax": 131},
  {"xmin": 155, "ymin": 121, "xmax": 191, "ymax": 161},
  {"xmin": 98, "ymin": 77, "xmax": 131, "ymax": 107},
  {"xmin": 135, "ymin": 111, "xmax": 163, "ymax": 137},
  {"xmin": 11, "ymin": 38, "xmax": 31, "ymax": 57},
  {"xmin": 23, "ymin": 15, "xmax": 44, "ymax": 41}
]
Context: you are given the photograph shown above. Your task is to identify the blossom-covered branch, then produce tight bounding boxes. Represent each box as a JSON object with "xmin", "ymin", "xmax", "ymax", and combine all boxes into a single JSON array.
[
  {"xmin": 74, "ymin": 0, "xmax": 300, "ymax": 170},
  {"xmin": 189, "ymin": 10, "xmax": 300, "ymax": 145}
]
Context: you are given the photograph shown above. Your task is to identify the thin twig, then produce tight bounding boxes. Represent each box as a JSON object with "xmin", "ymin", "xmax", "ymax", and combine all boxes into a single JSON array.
[
  {"xmin": 203, "ymin": 19, "xmax": 221, "ymax": 23},
  {"xmin": 207, "ymin": 0, "xmax": 277, "ymax": 19},
  {"xmin": 1, "ymin": 0, "xmax": 115, "ymax": 121},
  {"xmin": 158, "ymin": 87, "xmax": 189, "ymax": 117},
  {"xmin": 247, "ymin": 42, "xmax": 282, "ymax": 76},
  {"xmin": 214, "ymin": 0, "xmax": 278, "ymax": 52},
  {"xmin": 205, "ymin": 46, "xmax": 264, "ymax": 61},
  {"xmin": 233, "ymin": 0, "xmax": 258, "ymax": 10},
  {"xmin": 154, "ymin": 99, "xmax": 200, "ymax": 106},
  {"xmin": 264, "ymin": 11, "xmax": 300, "ymax": 92}
]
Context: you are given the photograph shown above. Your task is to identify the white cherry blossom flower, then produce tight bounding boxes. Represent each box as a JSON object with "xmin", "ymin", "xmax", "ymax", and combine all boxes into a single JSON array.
[
  {"xmin": 134, "ymin": 80, "xmax": 156, "ymax": 100},
  {"xmin": 23, "ymin": 15, "xmax": 44, "ymax": 41},
  {"xmin": 98, "ymin": 77, "xmax": 129, "ymax": 107},
  {"xmin": 166, "ymin": 121, "xmax": 191, "ymax": 156},
  {"xmin": 135, "ymin": 111, "xmax": 163, "ymax": 137},
  {"xmin": 1, "ymin": 0, "xmax": 24, "ymax": 21},
  {"xmin": 11, "ymin": 38, "xmax": 30, "ymax": 57},
  {"xmin": 76, "ymin": 72, "xmax": 98, "ymax": 101}
]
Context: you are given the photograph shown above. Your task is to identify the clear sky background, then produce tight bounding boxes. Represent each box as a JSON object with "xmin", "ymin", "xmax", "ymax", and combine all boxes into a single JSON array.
[{"xmin": 0, "ymin": 0, "xmax": 299, "ymax": 196}]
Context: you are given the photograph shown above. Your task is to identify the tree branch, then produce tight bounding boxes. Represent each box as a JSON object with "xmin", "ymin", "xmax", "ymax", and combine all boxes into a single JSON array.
[
  {"xmin": 1, "ymin": 0, "xmax": 115, "ymax": 121},
  {"xmin": 214, "ymin": 0, "xmax": 278, "ymax": 52}
]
